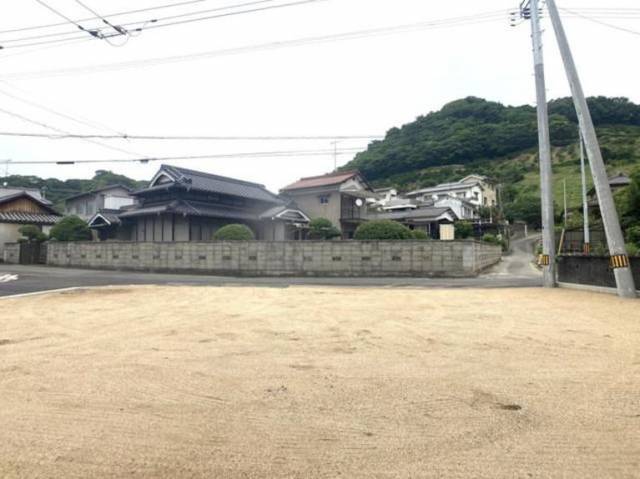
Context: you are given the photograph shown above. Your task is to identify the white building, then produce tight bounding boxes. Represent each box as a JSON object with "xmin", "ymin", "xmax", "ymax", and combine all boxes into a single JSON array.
[{"xmin": 405, "ymin": 175, "xmax": 497, "ymax": 209}]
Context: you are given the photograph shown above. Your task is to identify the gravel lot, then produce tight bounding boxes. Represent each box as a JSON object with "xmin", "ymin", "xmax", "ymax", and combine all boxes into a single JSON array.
[{"xmin": 1, "ymin": 286, "xmax": 639, "ymax": 478}]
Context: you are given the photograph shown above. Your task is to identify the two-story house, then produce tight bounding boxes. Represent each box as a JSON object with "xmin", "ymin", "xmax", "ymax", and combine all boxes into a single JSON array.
[
  {"xmin": 280, "ymin": 170, "xmax": 375, "ymax": 239},
  {"xmin": 64, "ymin": 184, "xmax": 136, "ymax": 221},
  {"xmin": 405, "ymin": 175, "xmax": 497, "ymax": 209}
]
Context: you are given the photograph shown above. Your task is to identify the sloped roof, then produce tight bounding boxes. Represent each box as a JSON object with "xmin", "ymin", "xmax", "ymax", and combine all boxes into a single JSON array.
[
  {"xmin": 88, "ymin": 212, "xmax": 122, "ymax": 228},
  {"xmin": 136, "ymin": 165, "xmax": 281, "ymax": 204},
  {"xmin": 258, "ymin": 205, "xmax": 310, "ymax": 222},
  {"xmin": 0, "ymin": 187, "xmax": 52, "ymax": 205},
  {"xmin": 368, "ymin": 206, "xmax": 457, "ymax": 222},
  {"xmin": 0, "ymin": 211, "xmax": 61, "ymax": 224},
  {"xmin": 0, "ymin": 191, "xmax": 59, "ymax": 214},
  {"xmin": 64, "ymin": 184, "xmax": 132, "ymax": 202},
  {"xmin": 281, "ymin": 170, "xmax": 361, "ymax": 191},
  {"xmin": 119, "ymin": 199, "xmax": 259, "ymax": 221}
]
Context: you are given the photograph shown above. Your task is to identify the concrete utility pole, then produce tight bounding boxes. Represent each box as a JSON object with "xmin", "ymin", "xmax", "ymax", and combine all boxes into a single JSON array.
[
  {"xmin": 579, "ymin": 132, "xmax": 590, "ymax": 254},
  {"xmin": 563, "ymin": 179, "xmax": 567, "ymax": 227},
  {"xmin": 525, "ymin": 0, "xmax": 556, "ymax": 287},
  {"xmin": 546, "ymin": 0, "xmax": 636, "ymax": 298}
]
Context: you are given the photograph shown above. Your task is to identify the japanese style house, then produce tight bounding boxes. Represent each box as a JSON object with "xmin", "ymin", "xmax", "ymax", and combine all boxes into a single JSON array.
[{"xmin": 88, "ymin": 165, "xmax": 310, "ymax": 241}]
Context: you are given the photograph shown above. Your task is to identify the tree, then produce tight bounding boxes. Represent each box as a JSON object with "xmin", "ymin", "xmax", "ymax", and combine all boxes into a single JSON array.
[
  {"xmin": 307, "ymin": 218, "xmax": 341, "ymax": 240},
  {"xmin": 213, "ymin": 224, "xmax": 255, "ymax": 241},
  {"xmin": 354, "ymin": 220, "xmax": 413, "ymax": 240},
  {"xmin": 18, "ymin": 225, "xmax": 47, "ymax": 243},
  {"xmin": 411, "ymin": 229, "xmax": 430, "ymax": 240},
  {"xmin": 454, "ymin": 221, "xmax": 473, "ymax": 239},
  {"xmin": 49, "ymin": 216, "xmax": 92, "ymax": 241}
]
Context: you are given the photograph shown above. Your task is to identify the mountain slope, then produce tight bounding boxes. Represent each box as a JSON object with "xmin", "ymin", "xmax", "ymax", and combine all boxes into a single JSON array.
[{"xmin": 344, "ymin": 97, "xmax": 640, "ymax": 223}]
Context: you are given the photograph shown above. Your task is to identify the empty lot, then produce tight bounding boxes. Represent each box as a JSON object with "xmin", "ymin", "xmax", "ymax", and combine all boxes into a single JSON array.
[{"xmin": 1, "ymin": 286, "xmax": 639, "ymax": 478}]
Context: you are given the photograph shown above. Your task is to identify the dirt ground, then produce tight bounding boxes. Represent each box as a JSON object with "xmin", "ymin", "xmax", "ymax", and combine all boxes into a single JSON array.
[{"xmin": 1, "ymin": 286, "xmax": 639, "ymax": 478}]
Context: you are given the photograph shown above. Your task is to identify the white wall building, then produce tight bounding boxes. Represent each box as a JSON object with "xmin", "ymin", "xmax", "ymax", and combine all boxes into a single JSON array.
[{"xmin": 405, "ymin": 175, "xmax": 497, "ymax": 209}]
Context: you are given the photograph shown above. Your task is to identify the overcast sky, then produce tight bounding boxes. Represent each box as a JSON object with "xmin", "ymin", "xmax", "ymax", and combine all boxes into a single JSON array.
[{"xmin": 0, "ymin": 0, "xmax": 638, "ymax": 192}]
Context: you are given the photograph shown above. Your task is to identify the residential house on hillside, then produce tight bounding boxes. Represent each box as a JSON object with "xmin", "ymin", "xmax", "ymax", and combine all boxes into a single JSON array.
[
  {"xmin": 405, "ymin": 175, "xmax": 497, "ymax": 208},
  {"xmin": 0, "ymin": 187, "xmax": 61, "ymax": 255},
  {"xmin": 64, "ymin": 184, "xmax": 136, "ymax": 221},
  {"xmin": 280, "ymin": 170, "xmax": 376, "ymax": 239},
  {"xmin": 88, "ymin": 165, "xmax": 309, "ymax": 241},
  {"xmin": 367, "ymin": 206, "xmax": 458, "ymax": 239}
]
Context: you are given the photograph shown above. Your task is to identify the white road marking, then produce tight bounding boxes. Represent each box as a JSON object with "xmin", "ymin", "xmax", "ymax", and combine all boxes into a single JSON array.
[{"xmin": 0, "ymin": 274, "xmax": 19, "ymax": 283}]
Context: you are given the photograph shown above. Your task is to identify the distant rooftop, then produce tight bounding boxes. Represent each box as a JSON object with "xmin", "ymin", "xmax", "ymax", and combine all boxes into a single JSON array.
[{"xmin": 281, "ymin": 170, "xmax": 360, "ymax": 191}]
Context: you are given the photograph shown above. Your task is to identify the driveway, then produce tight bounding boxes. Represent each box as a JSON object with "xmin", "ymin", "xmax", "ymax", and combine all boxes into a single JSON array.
[{"xmin": 0, "ymin": 237, "xmax": 541, "ymax": 297}]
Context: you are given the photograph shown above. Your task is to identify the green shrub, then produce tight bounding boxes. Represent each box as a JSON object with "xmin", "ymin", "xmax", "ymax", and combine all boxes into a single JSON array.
[
  {"xmin": 483, "ymin": 233, "xmax": 508, "ymax": 251},
  {"xmin": 49, "ymin": 216, "xmax": 92, "ymax": 242},
  {"xmin": 454, "ymin": 221, "xmax": 473, "ymax": 239},
  {"xmin": 411, "ymin": 229, "xmax": 430, "ymax": 240},
  {"xmin": 18, "ymin": 224, "xmax": 47, "ymax": 243},
  {"xmin": 626, "ymin": 243, "xmax": 640, "ymax": 257},
  {"xmin": 308, "ymin": 218, "xmax": 341, "ymax": 240},
  {"xmin": 626, "ymin": 225, "xmax": 640, "ymax": 246},
  {"xmin": 213, "ymin": 224, "xmax": 255, "ymax": 241},
  {"xmin": 354, "ymin": 220, "xmax": 413, "ymax": 240}
]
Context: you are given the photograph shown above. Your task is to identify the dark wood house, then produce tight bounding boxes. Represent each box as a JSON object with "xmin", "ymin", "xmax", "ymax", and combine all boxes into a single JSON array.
[
  {"xmin": 0, "ymin": 187, "xmax": 61, "ymax": 255},
  {"xmin": 88, "ymin": 165, "xmax": 309, "ymax": 241}
]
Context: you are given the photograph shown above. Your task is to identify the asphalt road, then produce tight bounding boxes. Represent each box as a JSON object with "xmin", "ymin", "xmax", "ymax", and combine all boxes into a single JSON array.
[{"xmin": 0, "ymin": 237, "xmax": 541, "ymax": 297}]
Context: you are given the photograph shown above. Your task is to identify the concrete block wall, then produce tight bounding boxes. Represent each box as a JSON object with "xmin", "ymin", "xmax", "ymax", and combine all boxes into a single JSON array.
[
  {"xmin": 43, "ymin": 240, "xmax": 501, "ymax": 277},
  {"xmin": 2, "ymin": 242, "xmax": 20, "ymax": 264}
]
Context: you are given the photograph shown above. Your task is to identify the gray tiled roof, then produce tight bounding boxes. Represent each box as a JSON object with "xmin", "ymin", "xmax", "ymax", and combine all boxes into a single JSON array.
[
  {"xmin": 368, "ymin": 207, "xmax": 456, "ymax": 222},
  {"xmin": 119, "ymin": 200, "xmax": 259, "ymax": 221},
  {"xmin": 0, "ymin": 187, "xmax": 50, "ymax": 204},
  {"xmin": 137, "ymin": 165, "xmax": 282, "ymax": 204},
  {"xmin": 0, "ymin": 212, "xmax": 61, "ymax": 224},
  {"xmin": 259, "ymin": 205, "xmax": 309, "ymax": 222}
]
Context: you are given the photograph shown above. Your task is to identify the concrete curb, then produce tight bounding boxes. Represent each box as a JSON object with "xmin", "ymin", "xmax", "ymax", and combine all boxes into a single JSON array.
[
  {"xmin": 0, "ymin": 286, "xmax": 92, "ymax": 300},
  {"xmin": 558, "ymin": 282, "xmax": 639, "ymax": 296}
]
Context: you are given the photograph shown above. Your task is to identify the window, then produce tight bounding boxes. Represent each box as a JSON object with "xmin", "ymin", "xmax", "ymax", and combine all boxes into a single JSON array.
[{"xmin": 319, "ymin": 195, "xmax": 330, "ymax": 204}]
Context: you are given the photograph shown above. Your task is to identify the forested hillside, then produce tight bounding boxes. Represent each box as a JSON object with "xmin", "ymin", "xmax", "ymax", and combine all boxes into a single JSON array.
[
  {"xmin": 344, "ymin": 97, "xmax": 640, "ymax": 226},
  {"xmin": 0, "ymin": 170, "xmax": 147, "ymax": 211}
]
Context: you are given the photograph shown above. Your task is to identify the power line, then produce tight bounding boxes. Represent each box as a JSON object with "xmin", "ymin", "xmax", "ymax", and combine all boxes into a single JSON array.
[
  {"xmin": 0, "ymin": 0, "xmax": 318, "ymax": 49},
  {"xmin": 0, "ymin": 0, "xmax": 275, "ymax": 46},
  {"xmin": 559, "ymin": 7, "xmax": 640, "ymax": 37},
  {"xmin": 0, "ymin": 0, "xmax": 210, "ymax": 35},
  {"xmin": 73, "ymin": 0, "xmax": 130, "ymax": 36},
  {"xmin": 0, "ymin": 106, "xmax": 146, "ymax": 158},
  {"xmin": 33, "ymin": 0, "xmax": 106, "ymax": 40},
  {"xmin": 3, "ymin": 148, "xmax": 363, "ymax": 165},
  {"xmin": 0, "ymin": 82, "xmax": 126, "ymax": 136},
  {"xmin": 0, "ymin": 10, "xmax": 510, "ymax": 79},
  {"xmin": 0, "ymin": 131, "xmax": 383, "ymax": 141}
]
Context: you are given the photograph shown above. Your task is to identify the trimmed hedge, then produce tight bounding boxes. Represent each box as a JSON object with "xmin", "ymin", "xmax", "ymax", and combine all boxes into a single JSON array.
[
  {"xmin": 308, "ymin": 217, "xmax": 341, "ymax": 240},
  {"xmin": 213, "ymin": 224, "xmax": 255, "ymax": 241},
  {"xmin": 354, "ymin": 220, "xmax": 413, "ymax": 240},
  {"xmin": 49, "ymin": 216, "xmax": 91, "ymax": 242}
]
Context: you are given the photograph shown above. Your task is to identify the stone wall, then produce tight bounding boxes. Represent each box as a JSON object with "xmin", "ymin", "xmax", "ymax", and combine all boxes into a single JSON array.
[
  {"xmin": 2, "ymin": 242, "xmax": 20, "ymax": 264},
  {"xmin": 42, "ymin": 240, "xmax": 501, "ymax": 277}
]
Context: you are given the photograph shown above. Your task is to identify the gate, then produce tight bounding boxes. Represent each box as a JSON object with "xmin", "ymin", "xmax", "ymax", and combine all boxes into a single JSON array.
[{"xmin": 19, "ymin": 242, "xmax": 46, "ymax": 265}]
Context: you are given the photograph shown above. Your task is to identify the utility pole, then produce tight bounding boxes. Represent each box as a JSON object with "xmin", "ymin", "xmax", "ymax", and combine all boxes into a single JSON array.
[
  {"xmin": 522, "ymin": 0, "xmax": 556, "ymax": 287},
  {"xmin": 546, "ymin": 0, "xmax": 636, "ymax": 298},
  {"xmin": 563, "ymin": 179, "xmax": 567, "ymax": 227},
  {"xmin": 579, "ymin": 131, "xmax": 590, "ymax": 254},
  {"xmin": 331, "ymin": 140, "xmax": 340, "ymax": 172}
]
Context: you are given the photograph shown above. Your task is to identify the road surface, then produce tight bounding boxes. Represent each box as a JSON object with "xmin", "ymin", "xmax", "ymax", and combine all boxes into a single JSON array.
[{"xmin": 0, "ymin": 237, "xmax": 541, "ymax": 297}]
